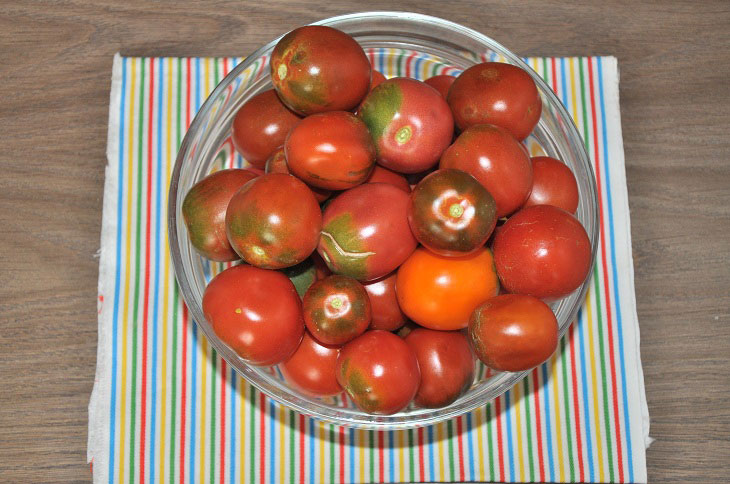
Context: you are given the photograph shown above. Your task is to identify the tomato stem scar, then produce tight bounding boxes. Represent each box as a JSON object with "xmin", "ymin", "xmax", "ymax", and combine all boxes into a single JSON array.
[
  {"xmin": 395, "ymin": 125, "xmax": 412, "ymax": 144},
  {"xmin": 277, "ymin": 64, "xmax": 288, "ymax": 80},
  {"xmin": 449, "ymin": 203, "xmax": 464, "ymax": 218}
]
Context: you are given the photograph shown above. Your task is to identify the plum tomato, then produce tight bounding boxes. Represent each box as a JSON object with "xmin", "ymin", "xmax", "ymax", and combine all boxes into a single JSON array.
[
  {"xmin": 358, "ymin": 77, "xmax": 453, "ymax": 174},
  {"xmin": 318, "ymin": 183, "xmax": 417, "ymax": 281},
  {"xmin": 469, "ymin": 294, "xmax": 558, "ymax": 372},
  {"xmin": 365, "ymin": 165, "xmax": 410, "ymax": 192},
  {"xmin": 182, "ymin": 168, "xmax": 258, "ymax": 261},
  {"xmin": 424, "ymin": 74, "xmax": 455, "ymax": 99},
  {"xmin": 279, "ymin": 331, "xmax": 342, "ymax": 397},
  {"xmin": 362, "ymin": 271, "xmax": 407, "ymax": 331},
  {"xmin": 303, "ymin": 275, "xmax": 371, "ymax": 345},
  {"xmin": 225, "ymin": 173, "xmax": 322, "ymax": 269},
  {"xmin": 264, "ymin": 147, "xmax": 331, "ymax": 202},
  {"xmin": 408, "ymin": 169, "xmax": 497, "ymax": 257},
  {"xmin": 523, "ymin": 156, "xmax": 579, "ymax": 213},
  {"xmin": 285, "ymin": 111, "xmax": 376, "ymax": 190},
  {"xmin": 231, "ymin": 89, "xmax": 301, "ymax": 168},
  {"xmin": 404, "ymin": 328, "xmax": 475, "ymax": 408},
  {"xmin": 396, "ymin": 247, "xmax": 499, "ymax": 330},
  {"xmin": 447, "ymin": 62, "xmax": 542, "ymax": 140},
  {"xmin": 493, "ymin": 204, "xmax": 592, "ymax": 300},
  {"xmin": 271, "ymin": 26, "xmax": 371, "ymax": 115},
  {"xmin": 440, "ymin": 124, "xmax": 532, "ymax": 218},
  {"xmin": 336, "ymin": 330, "xmax": 420, "ymax": 414},
  {"xmin": 202, "ymin": 264, "xmax": 304, "ymax": 366}
]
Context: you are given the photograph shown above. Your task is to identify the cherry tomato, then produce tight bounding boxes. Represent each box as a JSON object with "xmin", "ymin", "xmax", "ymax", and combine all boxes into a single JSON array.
[
  {"xmin": 469, "ymin": 294, "xmax": 558, "ymax": 372},
  {"xmin": 264, "ymin": 147, "xmax": 331, "ymax": 202},
  {"xmin": 282, "ymin": 257, "xmax": 320, "ymax": 298},
  {"xmin": 396, "ymin": 247, "xmax": 499, "ymax": 330},
  {"xmin": 365, "ymin": 165, "xmax": 410, "ymax": 192},
  {"xmin": 424, "ymin": 74, "xmax": 455, "ymax": 99},
  {"xmin": 303, "ymin": 275, "xmax": 371, "ymax": 345},
  {"xmin": 225, "ymin": 173, "xmax": 322, "ymax": 269},
  {"xmin": 523, "ymin": 156, "xmax": 579, "ymax": 213},
  {"xmin": 447, "ymin": 62, "xmax": 542, "ymax": 140},
  {"xmin": 370, "ymin": 70, "xmax": 386, "ymax": 91},
  {"xmin": 404, "ymin": 328, "xmax": 475, "ymax": 407},
  {"xmin": 359, "ymin": 77, "xmax": 453, "ymax": 173},
  {"xmin": 362, "ymin": 271, "xmax": 407, "ymax": 331},
  {"xmin": 279, "ymin": 331, "xmax": 342, "ymax": 397},
  {"xmin": 182, "ymin": 169, "xmax": 258, "ymax": 261},
  {"xmin": 336, "ymin": 330, "xmax": 420, "ymax": 414},
  {"xmin": 231, "ymin": 89, "xmax": 301, "ymax": 168},
  {"xmin": 318, "ymin": 183, "xmax": 417, "ymax": 281},
  {"xmin": 408, "ymin": 169, "xmax": 497, "ymax": 256},
  {"xmin": 285, "ymin": 111, "xmax": 375, "ymax": 190},
  {"xmin": 202, "ymin": 264, "xmax": 304, "ymax": 365},
  {"xmin": 493, "ymin": 205, "xmax": 592, "ymax": 300},
  {"xmin": 440, "ymin": 124, "xmax": 532, "ymax": 218},
  {"xmin": 271, "ymin": 26, "xmax": 370, "ymax": 115}
]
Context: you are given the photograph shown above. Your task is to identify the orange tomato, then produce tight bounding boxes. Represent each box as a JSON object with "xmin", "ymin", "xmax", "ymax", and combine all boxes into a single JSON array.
[{"xmin": 396, "ymin": 247, "xmax": 499, "ymax": 330}]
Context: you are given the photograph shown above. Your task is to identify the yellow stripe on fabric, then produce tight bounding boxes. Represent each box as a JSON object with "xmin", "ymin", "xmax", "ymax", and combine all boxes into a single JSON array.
[
  {"xmin": 399, "ymin": 430, "xmax": 405, "ymax": 483},
  {"xmin": 359, "ymin": 429, "xmax": 366, "ymax": 484},
  {"xmin": 437, "ymin": 422, "xmax": 446, "ymax": 481},
  {"xmin": 587, "ymin": 286, "xmax": 606, "ymax": 481},
  {"xmin": 319, "ymin": 420, "xmax": 326, "ymax": 484},
  {"xmin": 475, "ymin": 406, "xmax": 486, "ymax": 481},
  {"xmin": 514, "ymin": 382, "xmax": 526, "ymax": 481},
  {"xmin": 551, "ymin": 353, "xmax": 565, "ymax": 481}
]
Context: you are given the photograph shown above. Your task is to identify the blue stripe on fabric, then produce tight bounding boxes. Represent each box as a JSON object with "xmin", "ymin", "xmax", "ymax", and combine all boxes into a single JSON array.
[
  {"xmin": 269, "ymin": 400, "xmax": 276, "ymax": 484},
  {"xmin": 349, "ymin": 428, "xmax": 355, "ymax": 484},
  {"xmin": 309, "ymin": 419, "xmax": 315, "ymax": 484},
  {"xmin": 577, "ymin": 307, "xmax": 596, "ymax": 481},
  {"xmin": 427, "ymin": 424, "xmax": 435, "ymax": 482},
  {"xmin": 388, "ymin": 430, "xmax": 395, "ymax": 483},
  {"xmin": 230, "ymin": 369, "xmax": 236, "ymax": 484},
  {"xmin": 504, "ymin": 392, "xmax": 515, "ymax": 481},
  {"xmin": 413, "ymin": 55, "xmax": 425, "ymax": 81},
  {"xmin": 466, "ymin": 412, "xmax": 475, "ymax": 480},
  {"xmin": 541, "ymin": 363, "xmax": 556, "ymax": 482},
  {"xmin": 378, "ymin": 48, "xmax": 385, "ymax": 76}
]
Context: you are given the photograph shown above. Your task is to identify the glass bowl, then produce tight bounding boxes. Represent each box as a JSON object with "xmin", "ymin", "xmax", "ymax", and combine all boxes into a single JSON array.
[{"xmin": 168, "ymin": 11, "xmax": 598, "ymax": 430}]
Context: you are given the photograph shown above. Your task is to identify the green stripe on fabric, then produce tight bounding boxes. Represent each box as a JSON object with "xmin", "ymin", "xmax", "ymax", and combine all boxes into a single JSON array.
[
  {"xmin": 250, "ymin": 386, "xmax": 256, "ymax": 484},
  {"xmin": 447, "ymin": 419, "xmax": 456, "ymax": 481},
  {"xmin": 408, "ymin": 428, "xmax": 415, "ymax": 482},
  {"xmin": 289, "ymin": 411, "xmax": 295, "ymax": 484},
  {"xmin": 329, "ymin": 425, "xmax": 336, "ymax": 484},
  {"xmin": 523, "ymin": 378, "xmax": 536, "ymax": 481},
  {"xmin": 396, "ymin": 49, "xmax": 406, "ymax": 77},
  {"xmin": 369, "ymin": 431, "xmax": 375, "ymax": 484},
  {"xmin": 560, "ymin": 336, "xmax": 576, "ymax": 482},
  {"xmin": 486, "ymin": 403, "xmax": 495, "ymax": 482}
]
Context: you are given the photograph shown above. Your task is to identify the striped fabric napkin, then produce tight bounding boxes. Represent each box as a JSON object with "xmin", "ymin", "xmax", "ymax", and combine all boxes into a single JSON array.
[{"xmin": 88, "ymin": 51, "xmax": 649, "ymax": 483}]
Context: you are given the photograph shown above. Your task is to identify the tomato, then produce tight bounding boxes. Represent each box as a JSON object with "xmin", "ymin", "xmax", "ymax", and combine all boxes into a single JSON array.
[
  {"xmin": 404, "ymin": 328, "xmax": 475, "ymax": 408},
  {"xmin": 362, "ymin": 271, "xmax": 407, "ymax": 331},
  {"xmin": 231, "ymin": 89, "xmax": 301, "ymax": 168},
  {"xmin": 365, "ymin": 165, "xmax": 410, "ymax": 192},
  {"xmin": 182, "ymin": 169, "xmax": 258, "ymax": 261},
  {"xmin": 282, "ymin": 257, "xmax": 320, "ymax": 298},
  {"xmin": 440, "ymin": 124, "xmax": 532, "ymax": 218},
  {"xmin": 318, "ymin": 183, "xmax": 417, "ymax": 281},
  {"xmin": 523, "ymin": 156, "xmax": 579, "ymax": 213},
  {"xmin": 447, "ymin": 62, "xmax": 542, "ymax": 140},
  {"xmin": 469, "ymin": 294, "xmax": 558, "ymax": 372},
  {"xmin": 408, "ymin": 169, "xmax": 497, "ymax": 256},
  {"xmin": 202, "ymin": 264, "xmax": 304, "ymax": 365},
  {"xmin": 370, "ymin": 70, "xmax": 386, "ymax": 91},
  {"xmin": 396, "ymin": 247, "xmax": 499, "ymax": 330},
  {"xmin": 359, "ymin": 77, "xmax": 453, "ymax": 173},
  {"xmin": 279, "ymin": 331, "xmax": 342, "ymax": 397},
  {"xmin": 271, "ymin": 26, "xmax": 371, "ymax": 115},
  {"xmin": 303, "ymin": 275, "xmax": 371, "ymax": 345},
  {"xmin": 336, "ymin": 330, "xmax": 420, "ymax": 414},
  {"xmin": 225, "ymin": 173, "xmax": 322, "ymax": 269},
  {"xmin": 263, "ymin": 147, "xmax": 331, "ymax": 202},
  {"xmin": 424, "ymin": 74, "xmax": 455, "ymax": 99},
  {"xmin": 285, "ymin": 111, "xmax": 375, "ymax": 190},
  {"xmin": 493, "ymin": 205, "xmax": 592, "ymax": 300}
]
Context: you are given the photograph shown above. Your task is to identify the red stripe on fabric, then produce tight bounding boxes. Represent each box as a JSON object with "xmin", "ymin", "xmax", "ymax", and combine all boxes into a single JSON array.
[
  {"xmin": 255, "ymin": 56, "xmax": 268, "ymax": 80},
  {"xmin": 417, "ymin": 426, "xmax": 425, "ymax": 482},
  {"xmin": 378, "ymin": 431, "xmax": 384, "ymax": 484},
  {"xmin": 339, "ymin": 426, "xmax": 345, "ymax": 483},
  {"xmin": 260, "ymin": 392, "xmax": 266, "ymax": 484},
  {"xmin": 404, "ymin": 51, "xmax": 418, "ymax": 78},
  {"xmin": 551, "ymin": 58, "xmax": 558, "ymax": 93},
  {"xmin": 568, "ymin": 325, "xmax": 586, "ymax": 481},
  {"xmin": 456, "ymin": 416, "xmax": 466, "ymax": 481},
  {"xmin": 220, "ymin": 358, "xmax": 226, "ymax": 484},
  {"xmin": 532, "ymin": 368, "xmax": 546, "ymax": 482},
  {"xmin": 299, "ymin": 414, "xmax": 305, "ymax": 484},
  {"xmin": 495, "ymin": 396, "xmax": 505, "ymax": 481},
  {"xmin": 368, "ymin": 49, "xmax": 375, "ymax": 69},
  {"xmin": 179, "ymin": 304, "xmax": 189, "ymax": 484}
]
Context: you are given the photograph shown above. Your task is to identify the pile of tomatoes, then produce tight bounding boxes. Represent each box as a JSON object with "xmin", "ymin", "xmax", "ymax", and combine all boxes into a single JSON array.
[{"xmin": 183, "ymin": 25, "xmax": 592, "ymax": 415}]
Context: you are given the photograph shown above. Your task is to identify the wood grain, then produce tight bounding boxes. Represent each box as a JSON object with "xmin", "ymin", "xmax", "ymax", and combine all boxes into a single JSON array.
[{"xmin": 1, "ymin": 1, "xmax": 728, "ymax": 482}]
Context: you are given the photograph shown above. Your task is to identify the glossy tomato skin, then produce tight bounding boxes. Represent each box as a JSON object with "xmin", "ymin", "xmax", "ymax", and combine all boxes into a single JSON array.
[
  {"xmin": 271, "ymin": 26, "xmax": 370, "ymax": 115},
  {"xmin": 370, "ymin": 70, "xmax": 386, "ymax": 90},
  {"xmin": 231, "ymin": 89, "xmax": 301, "ymax": 168},
  {"xmin": 225, "ymin": 173, "xmax": 322, "ymax": 269},
  {"xmin": 336, "ymin": 330, "xmax": 420, "ymax": 414},
  {"xmin": 396, "ymin": 247, "xmax": 499, "ymax": 330},
  {"xmin": 365, "ymin": 165, "xmax": 410, "ymax": 192},
  {"xmin": 359, "ymin": 77, "xmax": 454, "ymax": 173},
  {"xmin": 447, "ymin": 62, "xmax": 542, "ymax": 140},
  {"xmin": 424, "ymin": 74, "xmax": 456, "ymax": 99},
  {"xmin": 279, "ymin": 331, "xmax": 342, "ymax": 397},
  {"xmin": 303, "ymin": 275, "xmax": 371, "ymax": 345},
  {"xmin": 362, "ymin": 271, "xmax": 407, "ymax": 331},
  {"xmin": 440, "ymin": 124, "xmax": 532, "ymax": 218},
  {"xmin": 493, "ymin": 205, "xmax": 592, "ymax": 300},
  {"xmin": 202, "ymin": 264, "xmax": 304, "ymax": 365},
  {"xmin": 285, "ymin": 111, "xmax": 376, "ymax": 190},
  {"xmin": 408, "ymin": 169, "xmax": 497, "ymax": 256},
  {"xmin": 524, "ymin": 156, "xmax": 579, "ymax": 213},
  {"xmin": 404, "ymin": 328, "xmax": 475, "ymax": 408},
  {"xmin": 182, "ymin": 169, "xmax": 258, "ymax": 261},
  {"xmin": 469, "ymin": 294, "xmax": 558, "ymax": 372},
  {"xmin": 318, "ymin": 183, "xmax": 417, "ymax": 281},
  {"xmin": 264, "ymin": 147, "xmax": 331, "ymax": 202}
]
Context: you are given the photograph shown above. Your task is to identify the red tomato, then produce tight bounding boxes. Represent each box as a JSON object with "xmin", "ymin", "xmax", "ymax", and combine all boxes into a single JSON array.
[
  {"xmin": 469, "ymin": 294, "xmax": 558, "ymax": 372},
  {"xmin": 263, "ymin": 147, "xmax": 331, "ymax": 202},
  {"xmin": 303, "ymin": 275, "xmax": 371, "ymax": 345},
  {"xmin": 447, "ymin": 62, "xmax": 542, "ymax": 140},
  {"xmin": 524, "ymin": 156, "xmax": 579, "ymax": 213},
  {"xmin": 336, "ymin": 330, "xmax": 420, "ymax": 414},
  {"xmin": 493, "ymin": 205, "xmax": 592, "ymax": 300},
  {"xmin": 285, "ymin": 111, "xmax": 375, "ymax": 190},
  {"xmin": 279, "ymin": 331, "xmax": 342, "ymax": 397},
  {"xmin": 424, "ymin": 74, "xmax": 455, "ymax": 99},
  {"xmin": 362, "ymin": 271, "xmax": 407, "ymax": 331},
  {"xmin": 370, "ymin": 70, "xmax": 386, "ymax": 91},
  {"xmin": 231, "ymin": 89, "xmax": 301, "ymax": 168},
  {"xmin": 359, "ymin": 77, "xmax": 453, "ymax": 173},
  {"xmin": 404, "ymin": 328, "xmax": 475, "ymax": 407},
  {"xmin": 225, "ymin": 173, "xmax": 322, "ymax": 269},
  {"xmin": 271, "ymin": 26, "xmax": 371, "ymax": 115},
  {"xmin": 282, "ymin": 257, "xmax": 321, "ymax": 298},
  {"xmin": 440, "ymin": 124, "xmax": 533, "ymax": 218},
  {"xmin": 203, "ymin": 264, "xmax": 304, "ymax": 365},
  {"xmin": 365, "ymin": 165, "xmax": 410, "ymax": 192}
]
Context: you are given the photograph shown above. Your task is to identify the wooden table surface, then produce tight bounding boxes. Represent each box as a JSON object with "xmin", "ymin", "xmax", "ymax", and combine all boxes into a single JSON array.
[{"xmin": 1, "ymin": 1, "xmax": 728, "ymax": 482}]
